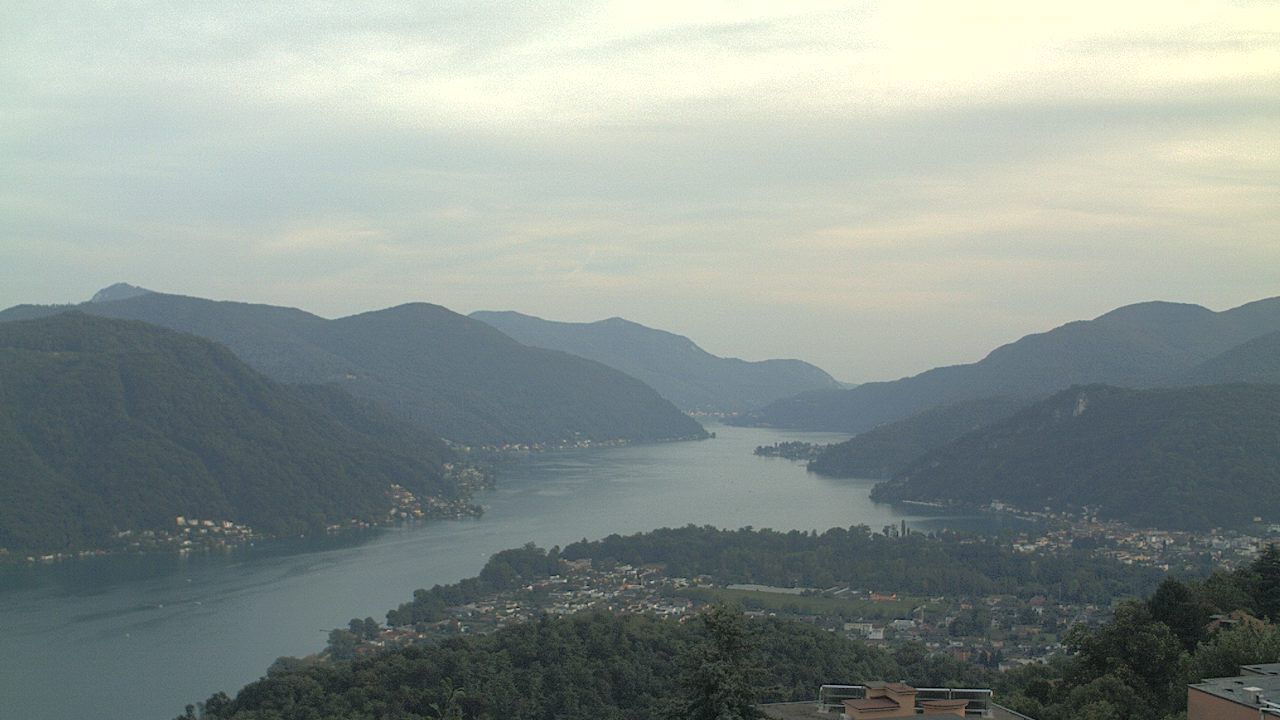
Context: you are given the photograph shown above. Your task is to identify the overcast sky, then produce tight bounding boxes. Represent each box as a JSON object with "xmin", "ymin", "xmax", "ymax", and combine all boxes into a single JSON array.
[{"xmin": 3, "ymin": 1, "xmax": 1278, "ymax": 381}]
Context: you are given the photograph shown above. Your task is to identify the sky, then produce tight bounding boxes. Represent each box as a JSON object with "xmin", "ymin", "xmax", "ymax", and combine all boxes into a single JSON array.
[{"xmin": 3, "ymin": 1, "xmax": 1278, "ymax": 382}]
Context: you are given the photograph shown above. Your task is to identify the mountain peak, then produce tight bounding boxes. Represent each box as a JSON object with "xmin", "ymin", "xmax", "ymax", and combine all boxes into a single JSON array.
[{"xmin": 90, "ymin": 283, "xmax": 153, "ymax": 304}]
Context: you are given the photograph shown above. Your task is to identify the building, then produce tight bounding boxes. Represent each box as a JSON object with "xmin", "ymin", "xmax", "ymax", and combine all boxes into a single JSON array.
[
  {"xmin": 1188, "ymin": 663, "xmax": 1280, "ymax": 719},
  {"xmin": 840, "ymin": 682, "xmax": 966, "ymax": 717},
  {"xmin": 759, "ymin": 682, "xmax": 1035, "ymax": 719}
]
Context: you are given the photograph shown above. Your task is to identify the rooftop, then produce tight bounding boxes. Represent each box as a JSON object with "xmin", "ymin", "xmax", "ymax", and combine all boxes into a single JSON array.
[{"xmin": 1190, "ymin": 671, "xmax": 1280, "ymax": 708}]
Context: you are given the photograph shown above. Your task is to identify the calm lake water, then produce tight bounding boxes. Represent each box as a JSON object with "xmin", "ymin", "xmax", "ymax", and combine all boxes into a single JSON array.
[{"xmin": 0, "ymin": 423, "xmax": 994, "ymax": 720}]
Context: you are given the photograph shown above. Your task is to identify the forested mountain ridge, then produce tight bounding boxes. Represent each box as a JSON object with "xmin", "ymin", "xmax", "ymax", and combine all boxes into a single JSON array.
[
  {"xmin": 0, "ymin": 313, "xmax": 463, "ymax": 553},
  {"xmin": 471, "ymin": 310, "xmax": 841, "ymax": 413},
  {"xmin": 871, "ymin": 383, "xmax": 1280, "ymax": 530},
  {"xmin": 1177, "ymin": 329, "xmax": 1280, "ymax": 386},
  {"xmin": 0, "ymin": 289, "xmax": 707, "ymax": 445},
  {"xmin": 807, "ymin": 396, "xmax": 1032, "ymax": 479},
  {"xmin": 734, "ymin": 297, "xmax": 1280, "ymax": 433}
]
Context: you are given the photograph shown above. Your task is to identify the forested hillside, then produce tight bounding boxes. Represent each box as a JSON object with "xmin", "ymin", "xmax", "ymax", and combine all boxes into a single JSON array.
[
  {"xmin": 1178, "ymin": 329, "xmax": 1280, "ymax": 386},
  {"xmin": 807, "ymin": 396, "xmax": 1031, "ymax": 478},
  {"xmin": 871, "ymin": 384, "xmax": 1280, "ymax": 530},
  {"xmin": 0, "ymin": 289, "xmax": 706, "ymax": 445},
  {"xmin": 0, "ymin": 313, "xmax": 461, "ymax": 553}
]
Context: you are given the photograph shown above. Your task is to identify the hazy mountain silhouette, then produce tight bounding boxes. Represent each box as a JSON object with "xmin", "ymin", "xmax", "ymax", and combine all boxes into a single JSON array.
[
  {"xmin": 736, "ymin": 297, "xmax": 1280, "ymax": 433},
  {"xmin": 472, "ymin": 310, "xmax": 840, "ymax": 413}
]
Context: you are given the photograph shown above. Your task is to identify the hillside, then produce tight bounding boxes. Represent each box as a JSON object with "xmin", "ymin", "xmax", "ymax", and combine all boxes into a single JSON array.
[
  {"xmin": 0, "ymin": 313, "xmax": 463, "ymax": 553},
  {"xmin": 735, "ymin": 297, "xmax": 1280, "ymax": 433},
  {"xmin": 0, "ymin": 290, "xmax": 707, "ymax": 446},
  {"xmin": 471, "ymin": 310, "xmax": 841, "ymax": 412},
  {"xmin": 807, "ymin": 396, "xmax": 1032, "ymax": 479},
  {"xmin": 1177, "ymin": 329, "xmax": 1280, "ymax": 386},
  {"xmin": 870, "ymin": 384, "xmax": 1280, "ymax": 530}
]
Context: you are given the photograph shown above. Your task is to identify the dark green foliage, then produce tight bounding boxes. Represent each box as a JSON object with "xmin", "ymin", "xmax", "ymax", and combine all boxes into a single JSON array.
[
  {"xmin": 471, "ymin": 311, "xmax": 841, "ymax": 413},
  {"xmin": 560, "ymin": 525, "xmax": 1163, "ymax": 603},
  {"xmin": 671, "ymin": 604, "xmax": 765, "ymax": 720},
  {"xmin": 0, "ymin": 313, "xmax": 458, "ymax": 553},
  {"xmin": 995, "ymin": 546, "xmax": 1280, "ymax": 720},
  {"xmin": 1245, "ymin": 544, "xmax": 1280, "ymax": 621},
  {"xmin": 1065, "ymin": 603, "xmax": 1187, "ymax": 713},
  {"xmin": 0, "ymin": 291, "xmax": 706, "ymax": 445},
  {"xmin": 808, "ymin": 396, "xmax": 1032, "ymax": 478},
  {"xmin": 1146, "ymin": 578, "xmax": 1212, "ymax": 652},
  {"xmin": 182, "ymin": 609, "xmax": 963, "ymax": 720},
  {"xmin": 872, "ymin": 384, "xmax": 1280, "ymax": 530},
  {"xmin": 737, "ymin": 297, "xmax": 1280, "ymax": 433}
]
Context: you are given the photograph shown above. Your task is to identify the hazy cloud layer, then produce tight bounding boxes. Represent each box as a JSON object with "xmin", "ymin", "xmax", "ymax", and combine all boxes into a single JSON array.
[{"xmin": 3, "ymin": 1, "xmax": 1278, "ymax": 380}]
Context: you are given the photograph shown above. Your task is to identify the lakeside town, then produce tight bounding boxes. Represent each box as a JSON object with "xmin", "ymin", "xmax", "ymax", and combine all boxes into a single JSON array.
[
  {"xmin": 4, "ymin": 462, "xmax": 494, "ymax": 564},
  {"xmin": 336, "ymin": 516, "xmax": 1280, "ymax": 673}
]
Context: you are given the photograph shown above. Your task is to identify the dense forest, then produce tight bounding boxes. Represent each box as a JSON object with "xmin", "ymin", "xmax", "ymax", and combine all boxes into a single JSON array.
[
  {"xmin": 180, "ymin": 605, "xmax": 1004, "ymax": 720},
  {"xmin": 734, "ymin": 297, "xmax": 1280, "ymax": 433},
  {"xmin": 0, "ymin": 313, "xmax": 461, "ymax": 553},
  {"xmin": 0, "ymin": 289, "xmax": 707, "ymax": 446},
  {"xmin": 807, "ymin": 395, "xmax": 1031, "ymax": 478},
  {"xmin": 871, "ymin": 384, "xmax": 1280, "ymax": 530},
  {"xmin": 472, "ymin": 311, "xmax": 841, "ymax": 413}
]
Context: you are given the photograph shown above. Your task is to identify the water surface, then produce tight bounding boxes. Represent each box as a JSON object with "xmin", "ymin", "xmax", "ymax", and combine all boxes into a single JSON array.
[{"xmin": 0, "ymin": 423, "xmax": 992, "ymax": 719}]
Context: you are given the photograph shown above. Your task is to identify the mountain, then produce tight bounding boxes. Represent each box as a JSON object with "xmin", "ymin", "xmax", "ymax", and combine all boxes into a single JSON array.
[
  {"xmin": 0, "ymin": 313, "xmax": 462, "ymax": 553},
  {"xmin": 1177, "ymin": 330, "xmax": 1280, "ymax": 386},
  {"xmin": 89, "ymin": 282, "xmax": 152, "ymax": 303},
  {"xmin": 735, "ymin": 297, "xmax": 1280, "ymax": 433},
  {"xmin": 0, "ymin": 290, "xmax": 707, "ymax": 445},
  {"xmin": 470, "ymin": 310, "xmax": 841, "ymax": 413},
  {"xmin": 807, "ymin": 395, "xmax": 1032, "ymax": 479},
  {"xmin": 870, "ymin": 384, "xmax": 1280, "ymax": 530}
]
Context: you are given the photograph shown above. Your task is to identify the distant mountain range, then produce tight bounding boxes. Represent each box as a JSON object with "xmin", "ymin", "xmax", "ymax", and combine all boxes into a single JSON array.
[
  {"xmin": 471, "ymin": 310, "xmax": 841, "ymax": 413},
  {"xmin": 0, "ymin": 313, "xmax": 463, "ymax": 553},
  {"xmin": 869, "ymin": 384, "xmax": 1280, "ymax": 530},
  {"xmin": 0, "ymin": 286, "xmax": 707, "ymax": 446},
  {"xmin": 733, "ymin": 298, "xmax": 1280, "ymax": 433}
]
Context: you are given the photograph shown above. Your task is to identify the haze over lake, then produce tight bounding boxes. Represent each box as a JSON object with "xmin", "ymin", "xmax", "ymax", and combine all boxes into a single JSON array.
[{"xmin": 0, "ymin": 423, "xmax": 999, "ymax": 720}]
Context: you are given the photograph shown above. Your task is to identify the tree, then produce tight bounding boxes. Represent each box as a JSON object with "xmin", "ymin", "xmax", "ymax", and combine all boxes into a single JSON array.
[
  {"xmin": 327, "ymin": 628, "xmax": 358, "ymax": 661},
  {"xmin": 429, "ymin": 678, "xmax": 466, "ymax": 720},
  {"xmin": 672, "ymin": 604, "xmax": 764, "ymax": 720},
  {"xmin": 1251, "ymin": 544, "xmax": 1280, "ymax": 621},
  {"xmin": 1147, "ymin": 578, "xmax": 1210, "ymax": 652},
  {"xmin": 1066, "ymin": 602, "xmax": 1188, "ymax": 713}
]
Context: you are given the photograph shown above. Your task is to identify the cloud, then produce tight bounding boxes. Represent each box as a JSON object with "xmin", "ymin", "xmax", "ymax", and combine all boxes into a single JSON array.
[{"xmin": 1, "ymin": 0, "xmax": 1278, "ymax": 379}]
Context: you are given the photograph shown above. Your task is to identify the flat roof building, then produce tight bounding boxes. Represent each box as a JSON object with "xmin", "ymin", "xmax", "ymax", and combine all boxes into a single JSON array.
[
  {"xmin": 1188, "ymin": 663, "xmax": 1280, "ymax": 719},
  {"xmin": 759, "ymin": 682, "xmax": 1035, "ymax": 719}
]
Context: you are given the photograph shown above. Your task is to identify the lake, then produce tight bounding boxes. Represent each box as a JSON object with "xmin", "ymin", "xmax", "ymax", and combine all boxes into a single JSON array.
[{"xmin": 0, "ymin": 423, "xmax": 996, "ymax": 720}]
